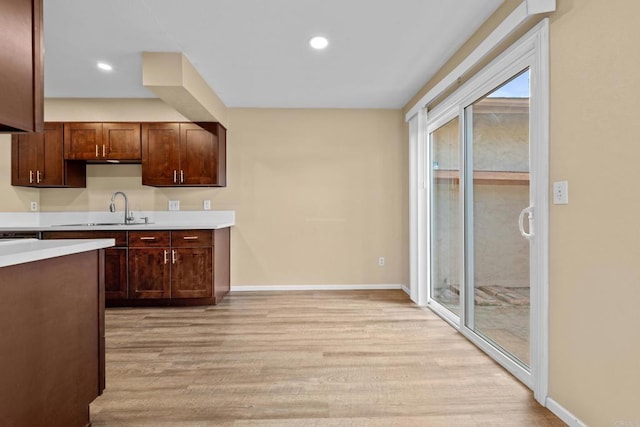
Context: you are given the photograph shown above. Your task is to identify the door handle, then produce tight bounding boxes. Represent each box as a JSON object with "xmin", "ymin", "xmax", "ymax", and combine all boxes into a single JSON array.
[{"xmin": 518, "ymin": 206, "xmax": 534, "ymax": 240}]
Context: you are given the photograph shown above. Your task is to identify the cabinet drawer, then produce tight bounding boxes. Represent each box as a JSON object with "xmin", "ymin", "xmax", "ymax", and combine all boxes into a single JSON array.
[
  {"xmin": 42, "ymin": 230, "xmax": 127, "ymax": 246},
  {"xmin": 128, "ymin": 231, "xmax": 170, "ymax": 247},
  {"xmin": 171, "ymin": 230, "xmax": 213, "ymax": 247}
]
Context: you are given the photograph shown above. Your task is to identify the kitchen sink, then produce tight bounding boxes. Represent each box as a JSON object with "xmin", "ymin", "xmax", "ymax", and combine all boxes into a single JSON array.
[{"xmin": 52, "ymin": 222, "xmax": 152, "ymax": 227}]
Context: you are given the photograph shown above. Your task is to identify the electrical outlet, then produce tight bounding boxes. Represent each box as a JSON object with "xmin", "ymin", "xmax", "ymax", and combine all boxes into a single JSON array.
[
  {"xmin": 378, "ymin": 257, "xmax": 385, "ymax": 266},
  {"xmin": 203, "ymin": 200, "xmax": 211, "ymax": 210},
  {"xmin": 553, "ymin": 181, "xmax": 569, "ymax": 205},
  {"xmin": 30, "ymin": 201, "xmax": 38, "ymax": 212},
  {"xmin": 168, "ymin": 200, "xmax": 180, "ymax": 211}
]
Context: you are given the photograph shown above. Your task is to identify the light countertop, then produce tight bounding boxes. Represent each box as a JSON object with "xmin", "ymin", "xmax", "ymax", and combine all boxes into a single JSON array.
[
  {"xmin": 0, "ymin": 238, "xmax": 115, "ymax": 268},
  {"xmin": 0, "ymin": 210, "xmax": 235, "ymax": 232}
]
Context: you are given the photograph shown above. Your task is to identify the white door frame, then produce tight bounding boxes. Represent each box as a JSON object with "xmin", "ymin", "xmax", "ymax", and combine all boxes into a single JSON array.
[{"xmin": 407, "ymin": 19, "xmax": 549, "ymax": 404}]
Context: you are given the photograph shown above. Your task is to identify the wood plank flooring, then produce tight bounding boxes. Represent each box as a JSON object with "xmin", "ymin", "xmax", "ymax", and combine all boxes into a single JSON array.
[{"xmin": 90, "ymin": 290, "xmax": 564, "ymax": 426}]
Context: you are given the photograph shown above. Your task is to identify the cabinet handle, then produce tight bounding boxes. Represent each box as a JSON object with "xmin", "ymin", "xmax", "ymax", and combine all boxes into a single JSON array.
[
  {"xmin": 183, "ymin": 236, "xmax": 199, "ymax": 240},
  {"xmin": 36, "ymin": 170, "xmax": 41, "ymax": 183},
  {"xmin": 172, "ymin": 249, "xmax": 177, "ymax": 264},
  {"xmin": 139, "ymin": 236, "xmax": 156, "ymax": 241},
  {"xmin": 103, "ymin": 144, "xmax": 106, "ymax": 157},
  {"xmin": 163, "ymin": 250, "xmax": 168, "ymax": 264},
  {"xmin": 95, "ymin": 144, "xmax": 99, "ymax": 158},
  {"xmin": 180, "ymin": 170, "xmax": 184, "ymax": 183},
  {"xmin": 29, "ymin": 170, "xmax": 33, "ymax": 184},
  {"xmin": 173, "ymin": 170, "xmax": 177, "ymax": 183}
]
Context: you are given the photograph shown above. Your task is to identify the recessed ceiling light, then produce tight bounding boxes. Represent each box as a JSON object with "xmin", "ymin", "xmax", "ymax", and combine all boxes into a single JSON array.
[
  {"xmin": 309, "ymin": 36, "xmax": 329, "ymax": 50},
  {"xmin": 97, "ymin": 62, "xmax": 113, "ymax": 71}
]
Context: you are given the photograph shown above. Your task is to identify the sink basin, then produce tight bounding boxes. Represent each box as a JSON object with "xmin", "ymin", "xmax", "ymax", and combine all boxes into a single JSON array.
[{"xmin": 52, "ymin": 222, "xmax": 152, "ymax": 227}]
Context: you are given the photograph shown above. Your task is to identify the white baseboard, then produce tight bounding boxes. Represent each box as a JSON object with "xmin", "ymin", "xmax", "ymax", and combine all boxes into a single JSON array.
[
  {"xmin": 546, "ymin": 397, "xmax": 587, "ymax": 427},
  {"xmin": 231, "ymin": 284, "xmax": 404, "ymax": 292},
  {"xmin": 401, "ymin": 285, "xmax": 411, "ymax": 295}
]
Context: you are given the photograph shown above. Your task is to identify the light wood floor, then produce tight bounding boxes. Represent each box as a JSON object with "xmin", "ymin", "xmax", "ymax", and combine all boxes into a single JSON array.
[{"xmin": 91, "ymin": 290, "xmax": 564, "ymax": 426}]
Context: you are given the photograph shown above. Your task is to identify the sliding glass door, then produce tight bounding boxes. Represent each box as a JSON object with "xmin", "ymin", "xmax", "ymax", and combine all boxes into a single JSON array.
[
  {"xmin": 420, "ymin": 21, "xmax": 548, "ymax": 398},
  {"xmin": 427, "ymin": 65, "xmax": 541, "ymax": 382},
  {"xmin": 464, "ymin": 70, "xmax": 531, "ymax": 367},
  {"xmin": 429, "ymin": 116, "xmax": 461, "ymax": 317}
]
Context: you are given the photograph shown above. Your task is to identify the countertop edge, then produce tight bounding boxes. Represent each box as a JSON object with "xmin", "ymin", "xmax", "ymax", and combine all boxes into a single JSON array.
[
  {"xmin": 0, "ymin": 223, "xmax": 235, "ymax": 232},
  {"xmin": 0, "ymin": 238, "xmax": 116, "ymax": 268}
]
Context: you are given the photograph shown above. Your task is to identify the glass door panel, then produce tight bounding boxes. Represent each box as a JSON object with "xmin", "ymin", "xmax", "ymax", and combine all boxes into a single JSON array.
[
  {"xmin": 429, "ymin": 117, "xmax": 460, "ymax": 316},
  {"xmin": 465, "ymin": 70, "xmax": 531, "ymax": 367}
]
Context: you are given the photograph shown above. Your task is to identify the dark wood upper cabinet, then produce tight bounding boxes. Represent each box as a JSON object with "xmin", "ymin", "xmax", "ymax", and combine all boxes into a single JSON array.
[
  {"xmin": 64, "ymin": 123, "xmax": 103, "ymax": 160},
  {"xmin": 0, "ymin": 0, "xmax": 44, "ymax": 133},
  {"xmin": 11, "ymin": 123, "xmax": 86, "ymax": 187},
  {"xmin": 64, "ymin": 122, "xmax": 141, "ymax": 162},
  {"xmin": 103, "ymin": 123, "xmax": 141, "ymax": 160},
  {"xmin": 142, "ymin": 122, "xmax": 226, "ymax": 187},
  {"xmin": 141, "ymin": 123, "xmax": 180, "ymax": 186}
]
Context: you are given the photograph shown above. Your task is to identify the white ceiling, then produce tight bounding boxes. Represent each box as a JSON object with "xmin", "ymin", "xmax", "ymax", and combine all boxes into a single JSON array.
[{"xmin": 43, "ymin": 0, "xmax": 503, "ymax": 109}]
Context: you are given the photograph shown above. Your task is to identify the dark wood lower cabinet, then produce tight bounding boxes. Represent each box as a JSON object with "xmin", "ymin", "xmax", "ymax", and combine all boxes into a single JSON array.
[
  {"xmin": 42, "ymin": 230, "xmax": 128, "ymax": 300},
  {"xmin": 41, "ymin": 228, "xmax": 230, "ymax": 307},
  {"xmin": 105, "ymin": 247, "xmax": 128, "ymax": 299},
  {"xmin": 128, "ymin": 247, "xmax": 171, "ymax": 299},
  {"xmin": 172, "ymin": 247, "xmax": 213, "ymax": 298}
]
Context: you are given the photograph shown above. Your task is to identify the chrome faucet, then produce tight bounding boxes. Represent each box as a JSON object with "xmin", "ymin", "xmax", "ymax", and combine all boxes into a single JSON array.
[{"xmin": 109, "ymin": 191, "xmax": 134, "ymax": 224}]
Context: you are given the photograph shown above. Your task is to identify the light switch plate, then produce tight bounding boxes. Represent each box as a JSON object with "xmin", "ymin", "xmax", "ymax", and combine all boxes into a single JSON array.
[
  {"xmin": 168, "ymin": 200, "xmax": 180, "ymax": 211},
  {"xmin": 553, "ymin": 181, "xmax": 569, "ymax": 205}
]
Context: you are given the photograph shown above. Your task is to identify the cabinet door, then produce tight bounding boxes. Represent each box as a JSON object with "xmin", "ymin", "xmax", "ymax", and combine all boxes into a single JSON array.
[
  {"xmin": 0, "ymin": 0, "xmax": 43, "ymax": 133},
  {"xmin": 103, "ymin": 123, "xmax": 141, "ymax": 160},
  {"xmin": 141, "ymin": 123, "xmax": 180, "ymax": 186},
  {"xmin": 11, "ymin": 132, "xmax": 40, "ymax": 186},
  {"xmin": 41, "ymin": 231, "xmax": 128, "ymax": 300},
  {"xmin": 64, "ymin": 122, "xmax": 103, "ymax": 160},
  {"xmin": 40, "ymin": 122, "xmax": 64, "ymax": 186},
  {"xmin": 180, "ymin": 123, "xmax": 218, "ymax": 185},
  {"xmin": 128, "ymin": 248, "xmax": 171, "ymax": 299},
  {"xmin": 104, "ymin": 247, "xmax": 128, "ymax": 300},
  {"xmin": 171, "ymin": 247, "xmax": 213, "ymax": 298}
]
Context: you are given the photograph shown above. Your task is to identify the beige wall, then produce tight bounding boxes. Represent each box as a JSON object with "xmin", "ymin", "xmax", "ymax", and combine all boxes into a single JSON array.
[
  {"xmin": 547, "ymin": 0, "xmax": 640, "ymax": 424},
  {"xmin": 2, "ymin": 99, "xmax": 408, "ymax": 288},
  {"xmin": 405, "ymin": 0, "xmax": 640, "ymax": 424},
  {"xmin": 0, "ymin": 134, "xmax": 40, "ymax": 212}
]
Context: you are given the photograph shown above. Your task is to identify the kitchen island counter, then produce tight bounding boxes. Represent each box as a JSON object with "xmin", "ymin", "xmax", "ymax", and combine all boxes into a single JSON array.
[
  {"xmin": 0, "ymin": 237, "xmax": 111, "ymax": 426},
  {"xmin": 0, "ymin": 237, "xmax": 115, "ymax": 267}
]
